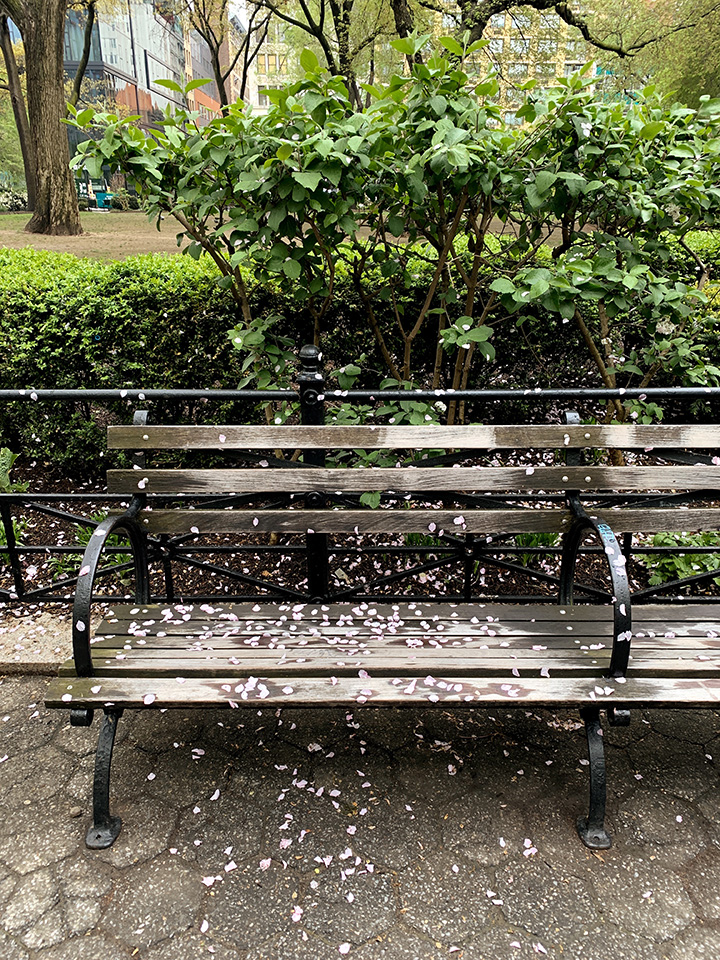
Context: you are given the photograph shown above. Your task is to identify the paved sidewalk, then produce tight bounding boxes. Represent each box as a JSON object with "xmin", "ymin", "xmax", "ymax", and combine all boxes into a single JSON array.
[{"xmin": 0, "ymin": 668, "xmax": 719, "ymax": 959}]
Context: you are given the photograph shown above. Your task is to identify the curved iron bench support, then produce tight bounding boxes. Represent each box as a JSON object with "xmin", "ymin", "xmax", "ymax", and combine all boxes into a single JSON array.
[{"xmin": 72, "ymin": 496, "xmax": 149, "ymax": 679}]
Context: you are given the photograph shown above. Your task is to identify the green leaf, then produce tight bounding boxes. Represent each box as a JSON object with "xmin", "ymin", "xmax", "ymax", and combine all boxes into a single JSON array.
[
  {"xmin": 391, "ymin": 37, "xmax": 416, "ymax": 56},
  {"xmin": 467, "ymin": 325, "xmax": 493, "ymax": 342},
  {"xmin": 209, "ymin": 148, "xmax": 228, "ymax": 166},
  {"xmin": 640, "ymin": 121, "xmax": 665, "ymax": 139},
  {"xmin": 300, "ymin": 48, "xmax": 320, "ymax": 72},
  {"xmin": 267, "ymin": 205, "xmax": 286, "ymax": 232},
  {"xmin": 85, "ymin": 156, "xmax": 104, "ymax": 179},
  {"xmin": 390, "ymin": 33, "xmax": 430, "ymax": 57},
  {"xmin": 490, "ymin": 277, "xmax": 515, "ymax": 294},
  {"xmin": 276, "ymin": 143, "xmax": 293, "ymax": 161},
  {"xmin": 360, "ymin": 491, "xmax": 382, "ymax": 509},
  {"xmin": 438, "ymin": 36, "xmax": 464, "ymax": 57},
  {"xmin": 282, "ymin": 259, "xmax": 302, "ymax": 279},
  {"xmin": 388, "ymin": 214, "xmax": 405, "ymax": 237},
  {"xmin": 534, "ymin": 171, "xmax": 557, "ymax": 195},
  {"xmin": 529, "ymin": 278, "xmax": 550, "ymax": 298},
  {"xmin": 154, "ymin": 78, "xmax": 183, "ymax": 93},
  {"xmin": 185, "ymin": 78, "xmax": 211, "ymax": 92},
  {"xmin": 465, "ymin": 38, "xmax": 489, "ymax": 55},
  {"xmin": 293, "ymin": 171, "xmax": 322, "ymax": 191},
  {"xmin": 233, "ymin": 218, "xmax": 259, "ymax": 233},
  {"xmin": 525, "ymin": 182, "xmax": 545, "ymax": 209},
  {"xmin": 429, "ymin": 95, "xmax": 448, "ymax": 117},
  {"xmin": 698, "ymin": 97, "xmax": 720, "ymax": 117}
]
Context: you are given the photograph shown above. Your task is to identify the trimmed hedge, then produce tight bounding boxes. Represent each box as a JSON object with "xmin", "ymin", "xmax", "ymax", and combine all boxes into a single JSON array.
[
  {"xmin": 1, "ymin": 237, "xmax": 719, "ymax": 478},
  {"xmin": 0, "ymin": 250, "xmax": 247, "ymax": 474}
]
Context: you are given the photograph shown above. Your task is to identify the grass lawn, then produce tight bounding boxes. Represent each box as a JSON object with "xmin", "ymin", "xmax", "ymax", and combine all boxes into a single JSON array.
[{"xmin": 0, "ymin": 210, "xmax": 187, "ymax": 259}]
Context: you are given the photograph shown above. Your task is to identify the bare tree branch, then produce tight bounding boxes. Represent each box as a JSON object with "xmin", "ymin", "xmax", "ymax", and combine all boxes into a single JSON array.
[{"xmin": 557, "ymin": 0, "xmax": 720, "ymax": 58}]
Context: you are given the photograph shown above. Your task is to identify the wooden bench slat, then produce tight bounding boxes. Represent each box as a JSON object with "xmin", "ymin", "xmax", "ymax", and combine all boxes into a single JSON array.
[
  {"xmin": 100, "ymin": 601, "xmax": 720, "ymax": 623},
  {"xmin": 107, "ymin": 465, "xmax": 720, "ymax": 495},
  {"xmin": 137, "ymin": 508, "xmax": 572, "ymax": 535},
  {"xmin": 45, "ymin": 673, "xmax": 720, "ymax": 710},
  {"xmin": 94, "ymin": 619, "xmax": 720, "ymax": 642},
  {"xmin": 107, "ymin": 423, "xmax": 720, "ymax": 451},
  {"xmin": 61, "ymin": 655, "xmax": 720, "ymax": 681},
  {"xmin": 133, "ymin": 506, "xmax": 720, "ymax": 536},
  {"xmin": 88, "ymin": 639, "xmax": 720, "ymax": 658}
]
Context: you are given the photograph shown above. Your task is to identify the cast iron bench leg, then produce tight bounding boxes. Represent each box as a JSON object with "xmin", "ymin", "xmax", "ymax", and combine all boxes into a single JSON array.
[
  {"xmin": 577, "ymin": 706, "xmax": 612, "ymax": 850},
  {"xmin": 86, "ymin": 709, "xmax": 124, "ymax": 849}
]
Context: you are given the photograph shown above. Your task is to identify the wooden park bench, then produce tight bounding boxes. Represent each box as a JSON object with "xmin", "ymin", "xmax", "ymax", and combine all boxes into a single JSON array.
[{"xmin": 45, "ymin": 377, "xmax": 720, "ymax": 851}]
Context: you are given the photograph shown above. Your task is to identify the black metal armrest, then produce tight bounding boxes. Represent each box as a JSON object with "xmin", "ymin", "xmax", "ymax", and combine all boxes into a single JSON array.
[
  {"xmin": 559, "ymin": 500, "xmax": 632, "ymax": 678},
  {"xmin": 72, "ymin": 496, "xmax": 149, "ymax": 677}
]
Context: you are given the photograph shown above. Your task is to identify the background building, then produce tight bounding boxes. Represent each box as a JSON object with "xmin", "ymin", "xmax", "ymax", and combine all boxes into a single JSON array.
[{"xmin": 63, "ymin": 0, "xmax": 186, "ymax": 138}]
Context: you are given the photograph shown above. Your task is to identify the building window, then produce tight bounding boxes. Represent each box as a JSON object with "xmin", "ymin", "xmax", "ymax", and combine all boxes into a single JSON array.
[
  {"xmin": 258, "ymin": 86, "xmax": 279, "ymax": 107},
  {"xmin": 539, "ymin": 13, "xmax": 561, "ymax": 31},
  {"xmin": 508, "ymin": 62, "xmax": 529, "ymax": 79},
  {"xmin": 564, "ymin": 62, "xmax": 584, "ymax": 76},
  {"xmin": 257, "ymin": 54, "xmax": 266, "ymax": 73},
  {"xmin": 565, "ymin": 39, "xmax": 588, "ymax": 59},
  {"xmin": 538, "ymin": 38, "xmax": 558, "ymax": 56},
  {"xmin": 504, "ymin": 109, "xmax": 522, "ymax": 126},
  {"xmin": 489, "ymin": 37, "xmax": 504, "ymax": 54},
  {"xmin": 510, "ymin": 36, "xmax": 530, "ymax": 55},
  {"xmin": 536, "ymin": 61, "xmax": 556, "ymax": 77},
  {"xmin": 511, "ymin": 12, "xmax": 532, "ymax": 31},
  {"xmin": 489, "ymin": 13, "xmax": 506, "ymax": 30}
]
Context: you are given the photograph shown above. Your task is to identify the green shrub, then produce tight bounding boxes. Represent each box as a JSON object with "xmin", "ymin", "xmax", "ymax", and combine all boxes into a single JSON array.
[
  {"xmin": 47, "ymin": 509, "xmax": 132, "ymax": 582},
  {"xmin": 2, "ymin": 238, "xmax": 719, "ymax": 479},
  {"xmin": 0, "ymin": 249, "xmax": 250, "ymax": 476},
  {"xmin": 0, "ymin": 447, "xmax": 28, "ymax": 493},
  {"xmin": 638, "ymin": 532, "xmax": 720, "ymax": 587}
]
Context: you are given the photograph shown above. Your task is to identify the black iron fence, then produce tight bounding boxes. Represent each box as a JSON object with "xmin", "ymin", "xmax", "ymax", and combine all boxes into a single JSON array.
[{"xmin": 3, "ymin": 360, "xmax": 720, "ymax": 607}]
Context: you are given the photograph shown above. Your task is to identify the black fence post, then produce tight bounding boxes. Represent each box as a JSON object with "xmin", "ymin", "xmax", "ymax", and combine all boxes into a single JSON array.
[
  {"xmin": 298, "ymin": 344, "xmax": 329, "ymax": 601},
  {"xmin": 0, "ymin": 500, "xmax": 24, "ymax": 600}
]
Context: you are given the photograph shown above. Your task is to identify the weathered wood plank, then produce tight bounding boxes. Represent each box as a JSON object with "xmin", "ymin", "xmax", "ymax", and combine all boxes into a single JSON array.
[
  {"xmin": 80, "ymin": 643, "xmax": 720, "ymax": 664},
  {"xmin": 107, "ymin": 465, "xmax": 720, "ymax": 495},
  {"xmin": 58, "ymin": 655, "xmax": 720, "ymax": 681},
  {"xmin": 93, "ymin": 618, "xmax": 720, "ymax": 642},
  {"xmin": 100, "ymin": 601, "xmax": 720, "ymax": 624},
  {"xmin": 45, "ymin": 673, "xmax": 720, "ymax": 710},
  {"xmin": 136, "ymin": 508, "xmax": 573, "ymax": 535},
  {"xmin": 88, "ymin": 640, "xmax": 720, "ymax": 662},
  {"xmin": 107, "ymin": 424, "xmax": 720, "ymax": 451},
  {"xmin": 133, "ymin": 506, "xmax": 720, "ymax": 536}
]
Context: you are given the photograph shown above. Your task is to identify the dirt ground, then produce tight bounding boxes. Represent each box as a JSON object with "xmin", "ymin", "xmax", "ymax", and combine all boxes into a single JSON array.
[{"xmin": 0, "ymin": 210, "xmax": 187, "ymax": 259}]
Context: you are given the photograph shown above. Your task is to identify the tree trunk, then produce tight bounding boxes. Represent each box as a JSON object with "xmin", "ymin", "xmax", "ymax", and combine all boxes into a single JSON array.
[
  {"xmin": 22, "ymin": 0, "xmax": 82, "ymax": 235},
  {"xmin": 334, "ymin": 1, "xmax": 360, "ymax": 109},
  {"xmin": 456, "ymin": 0, "xmax": 493, "ymax": 45},
  {"xmin": 0, "ymin": 15, "xmax": 35, "ymax": 209},
  {"xmin": 210, "ymin": 43, "xmax": 229, "ymax": 109}
]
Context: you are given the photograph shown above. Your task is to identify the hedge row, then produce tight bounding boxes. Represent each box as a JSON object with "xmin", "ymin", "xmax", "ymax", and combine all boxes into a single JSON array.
[{"xmin": 1, "ymin": 239, "xmax": 719, "ymax": 477}]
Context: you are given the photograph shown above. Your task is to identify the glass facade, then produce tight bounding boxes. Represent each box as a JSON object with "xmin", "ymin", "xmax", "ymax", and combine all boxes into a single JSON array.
[{"xmin": 64, "ymin": 0, "xmax": 186, "ymax": 130}]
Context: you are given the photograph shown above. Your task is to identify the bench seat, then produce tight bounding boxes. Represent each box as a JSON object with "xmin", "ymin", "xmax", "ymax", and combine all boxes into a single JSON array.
[{"xmin": 46, "ymin": 601, "xmax": 720, "ymax": 709}]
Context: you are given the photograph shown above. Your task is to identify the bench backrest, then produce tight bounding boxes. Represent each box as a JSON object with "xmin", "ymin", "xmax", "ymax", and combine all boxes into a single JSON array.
[{"xmin": 105, "ymin": 423, "xmax": 720, "ymax": 537}]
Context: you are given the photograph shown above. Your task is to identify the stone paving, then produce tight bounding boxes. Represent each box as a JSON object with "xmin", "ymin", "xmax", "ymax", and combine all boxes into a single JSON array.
[{"xmin": 1, "ymin": 673, "xmax": 719, "ymax": 959}]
